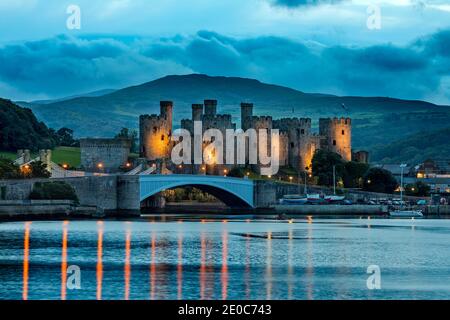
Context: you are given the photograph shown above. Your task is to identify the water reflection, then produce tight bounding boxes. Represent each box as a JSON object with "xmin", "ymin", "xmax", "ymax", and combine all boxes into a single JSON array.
[
  {"xmin": 61, "ymin": 221, "xmax": 69, "ymax": 300},
  {"xmin": 8, "ymin": 218, "xmax": 450, "ymax": 300},
  {"xmin": 96, "ymin": 221, "xmax": 104, "ymax": 300},
  {"xmin": 22, "ymin": 222, "xmax": 31, "ymax": 301},
  {"xmin": 245, "ymin": 234, "xmax": 251, "ymax": 299},
  {"xmin": 266, "ymin": 231, "xmax": 272, "ymax": 299},
  {"xmin": 124, "ymin": 228, "xmax": 131, "ymax": 300},
  {"xmin": 306, "ymin": 221, "xmax": 314, "ymax": 300},
  {"xmin": 288, "ymin": 228, "xmax": 293, "ymax": 299},
  {"xmin": 150, "ymin": 232, "xmax": 156, "ymax": 300},
  {"xmin": 221, "ymin": 229, "xmax": 228, "ymax": 300},
  {"xmin": 177, "ymin": 233, "xmax": 183, "ymax": 300},
  {"xmin": 200, "ymin": 232, "xmax": 206, "ymax": 299}
]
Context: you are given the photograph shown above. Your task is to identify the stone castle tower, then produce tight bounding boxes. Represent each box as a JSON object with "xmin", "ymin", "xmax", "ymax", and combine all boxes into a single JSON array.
[
  {"xmin": 181, "ymin": 100, "xmax": 236, "ymax": 175},
  {"xmin": 272, "ymin": 118, "xmax": 317, "ymax": 172},
  {"xmin": 139, "ymin": 101, "xmax": 173, "ymax": 160},
  {"xmin": 319, "ymin": 117, "xmax": 352, "ymax": 161},
  {"xmin": 240, "ymin": 103, "xmax": 277, "ymax": 173}
]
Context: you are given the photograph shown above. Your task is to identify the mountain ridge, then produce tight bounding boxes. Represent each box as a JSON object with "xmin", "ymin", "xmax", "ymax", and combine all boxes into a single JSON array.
[{"xmin": 14, "ymin": 74, "xmax": 450, "ymax": 152}]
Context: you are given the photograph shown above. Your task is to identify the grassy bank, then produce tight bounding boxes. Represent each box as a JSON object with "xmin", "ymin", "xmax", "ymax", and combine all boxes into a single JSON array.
[
  {"xmin": 0, "ymin": 151, "xmax": 16, "ymax": 160},
  {"xmin": 0, "ymin": 147, "xmax": 81, "ymax": 168},
  {"xmin": 51, "ymin": 147, "xmax": 81, "ymax": 167}
]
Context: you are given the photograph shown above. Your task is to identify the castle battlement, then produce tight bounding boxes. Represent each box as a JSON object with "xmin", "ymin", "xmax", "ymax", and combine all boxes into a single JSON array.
[
  {"xmin": 319, "ymin": 117, "xmax": 351, "ymax": 125},
  {"xmin": 139, "ymin": 99, "xmax": 353, "ymax": 173}
]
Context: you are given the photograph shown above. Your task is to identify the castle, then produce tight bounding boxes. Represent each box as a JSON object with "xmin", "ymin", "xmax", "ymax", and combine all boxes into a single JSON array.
[{"xmin": 139, "ymin": 100, "xmax": 356, "ymax": 175}]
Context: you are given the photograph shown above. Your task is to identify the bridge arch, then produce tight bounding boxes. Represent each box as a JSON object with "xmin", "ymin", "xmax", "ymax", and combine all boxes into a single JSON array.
[{"xmin": 139, "ymin": 175, "xmax": 254, "ymax": 208}]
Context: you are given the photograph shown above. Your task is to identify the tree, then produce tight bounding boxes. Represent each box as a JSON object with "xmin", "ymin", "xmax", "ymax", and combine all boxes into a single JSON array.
[
  {"xmin": 228, "ymin": 166, "xmax": 245, "ymax": 178},
  {"xmin": 311, "ymin": 150, "xmax": 345, "ymax": 186},
  {"xmin": 28, "ymin": 161, "xmax": 51, "ymax": 178},
  {"xmin": 0, "ymin": 98, "xmax": 58, "ymax": 151},
  {"xmin": 30, "ymin": 181, "xmax": 78, "ymax": 203},
  {"xmin": 56, "ymin": 127, "xmax": 79, "ymax": 147},
  {"xmin": 0, "ymin": 159, "xmax": 20, "ymax": 179},
  {"xmin": 405, "ymin": 181, "xmax": 430, "ymax": 197},
  {"xmin": 343, "ymin": 161, "xmax": 370, "ymax": 188},
  {"xmin": 362, "ymin": 168, "xmax": 398, "ymax": 194},
  {"xmin": 115, "ymin": 127, "xmax": 138, "ymax": 153}
]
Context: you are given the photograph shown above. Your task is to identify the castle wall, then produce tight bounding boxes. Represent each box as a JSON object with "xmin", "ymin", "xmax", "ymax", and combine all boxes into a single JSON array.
[
  {"xmin": 80, "ymin": 138, "xmax": 131, "ymax": 173},
  {"xmin": 278, "ymin": 132, "xmax": 289, "ymax": 167},
  {"xmin": 138, "ymin": 99, "xmax": 353, "ymax": 177},
  {"xmin": 319, "ymin": 117, "xmax": 352, "ymax": 161}
]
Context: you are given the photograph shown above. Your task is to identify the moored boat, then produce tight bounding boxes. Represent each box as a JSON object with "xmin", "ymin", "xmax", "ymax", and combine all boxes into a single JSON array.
[{"xmin": 389, "ymin": 210, "xmax": 423, "ymax": 218}]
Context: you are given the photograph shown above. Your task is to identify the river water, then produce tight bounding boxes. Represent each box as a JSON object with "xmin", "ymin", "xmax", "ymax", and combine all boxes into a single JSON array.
[{"xmin": 0, "ymin": 217, "xmax": 449, "ymax": 300}]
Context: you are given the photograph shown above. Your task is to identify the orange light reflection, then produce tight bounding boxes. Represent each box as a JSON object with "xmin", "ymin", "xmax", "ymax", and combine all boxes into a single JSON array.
[
  {"xmin": 22, "ymin": 222, "xmax": 31, "ymax": 300},
  {"xmin": 150, "ymin": 233, "xmax": 156, "ymax": 300},
  {"xmin": 266, "ymin": 231, "xmax": 272, "ymax": 299},
  {"xmin": 200, "ymin": 232, "xmax": 206, "ymax": 299},
  {"xmin": 61, "ymin": 221, "xmax": 69, "ymax": 300},
  {"xmin": 96, "ymin": 221, "xmax": 104, "ymax": 300},
  {"xmin": 124, "ymin": 228, "xmax": 131, "ymax": 300},
  {"xmin": 221, "ymin": 231, "xmax": 228, "ymax": 300}
]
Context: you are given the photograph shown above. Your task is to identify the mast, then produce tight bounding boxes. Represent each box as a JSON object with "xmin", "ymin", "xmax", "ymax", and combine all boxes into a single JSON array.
[
  {"xmin": 333, "ymin": 165, "xmax": 336, "ymax": 195},
  {"xmin": 400, "ymin": 164, "xmax": 407, "ymax": 209}
]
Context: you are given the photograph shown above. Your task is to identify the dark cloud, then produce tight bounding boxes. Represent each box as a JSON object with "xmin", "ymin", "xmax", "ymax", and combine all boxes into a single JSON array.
[
  {"xmin": 271, "ymin": 0, "xmax": 345, "ymax": 8},
  {"xmin": 0, "ymin": 30, "xmax": 449, "ymax": 103}
]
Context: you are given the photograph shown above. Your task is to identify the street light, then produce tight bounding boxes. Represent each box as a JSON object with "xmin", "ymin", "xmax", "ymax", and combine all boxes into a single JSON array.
[
  {"xmin": 62, "ymin": 163, "xmax": 69, "ymax": 177},
  {"xmin": 304, "ymin": 166, "xmax": 310, "ymax": 195},
  {"xmin": 289, "ymin": 176, "xmax": 293, "ymax": 183}
]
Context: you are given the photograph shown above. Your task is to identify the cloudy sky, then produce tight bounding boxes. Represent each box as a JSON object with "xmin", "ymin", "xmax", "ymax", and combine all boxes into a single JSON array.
[{"xmin": 0, "ymin": 0, "xmax": 449, "ymax": 104}]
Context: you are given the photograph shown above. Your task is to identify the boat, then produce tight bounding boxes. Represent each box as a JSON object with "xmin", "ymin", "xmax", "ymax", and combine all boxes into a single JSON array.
[
  {"xmin": 279, "ymin": 197, "xmax": 308, "ymax": 205},
  {"xmin": 279, "ymin": 194, "xmax": 323, "ymax": 205},
  {"xmin": 389, "ymin": 210, "xmax": 423, "ymax": 218},
  {"xmin": 324, "ymin": 195, "xmax": 346, "ymax": 202},
  {"xmin": 388, "ymin": 164, "xmax": 424, "ymax": 218}
]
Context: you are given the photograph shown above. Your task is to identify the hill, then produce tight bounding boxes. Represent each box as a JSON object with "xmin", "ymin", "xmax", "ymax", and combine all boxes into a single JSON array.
[
  {"xmin": 370, "ymin": 127, "xmax": 450, "ymax": 164},
  {"xmin": 0, "ymin": 98, "xmax": 58, "ymax": 152},
  {"xmin": 20, "ymin": 89, "xmax": 117, "ymax": 105},
  {"xmin": 16, "ymin": 74, "xmax": 450, "ymax": 151}
]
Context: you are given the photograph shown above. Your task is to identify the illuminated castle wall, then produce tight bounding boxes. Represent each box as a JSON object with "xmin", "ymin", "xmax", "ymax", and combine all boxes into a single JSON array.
[{"xmin": 139, "ymin": 100, "xmax": 353, "ymax": 174}]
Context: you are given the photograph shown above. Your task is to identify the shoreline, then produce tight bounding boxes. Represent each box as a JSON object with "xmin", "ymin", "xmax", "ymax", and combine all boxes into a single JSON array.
[{"xmin": 1, "ymin": 212, "xmax": 449, "ymax": 223}]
